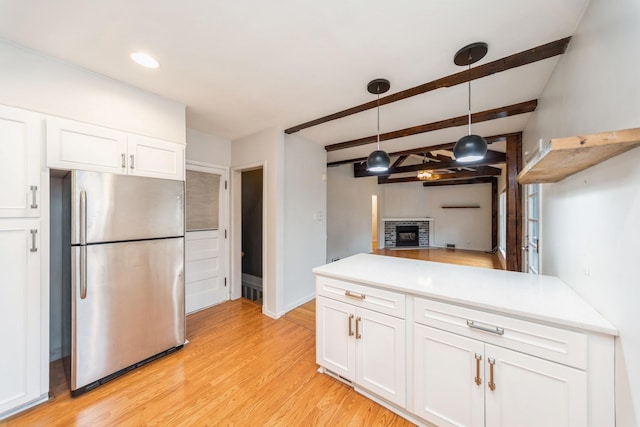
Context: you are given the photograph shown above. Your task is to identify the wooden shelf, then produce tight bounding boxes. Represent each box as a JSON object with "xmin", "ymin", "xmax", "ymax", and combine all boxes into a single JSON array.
[{"xmin": 517, "ymin": 127, "xmax": 640, "ymax": 184}]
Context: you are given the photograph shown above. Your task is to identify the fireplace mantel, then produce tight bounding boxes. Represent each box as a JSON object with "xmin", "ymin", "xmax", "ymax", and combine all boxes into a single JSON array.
[{"xmin": 382, "ymin": 217, "xmax": 434, "ymax": 222}]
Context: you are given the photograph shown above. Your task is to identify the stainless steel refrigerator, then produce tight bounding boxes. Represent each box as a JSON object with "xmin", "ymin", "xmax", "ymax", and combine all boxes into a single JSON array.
[{"xmin": 62, "ymin": 170, "xmax": 185, "ymax": 395}]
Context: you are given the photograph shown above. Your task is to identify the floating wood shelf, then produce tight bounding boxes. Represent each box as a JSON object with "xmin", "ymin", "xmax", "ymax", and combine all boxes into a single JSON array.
[
  {"xmin": 441, "ymin": 205, "xmax": 480, "ymax": 209},
  {"xmin": 517, "ymin": 127, "xmax": 640, "ymax": 184}
]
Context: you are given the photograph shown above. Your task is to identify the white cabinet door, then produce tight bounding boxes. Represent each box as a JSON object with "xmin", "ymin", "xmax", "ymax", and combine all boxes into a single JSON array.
[
  {"xmin": 0, "ymin": 219, "xmax": 41, "ymax": 416},
  {"xmin": 316, "ymin": 296, "xmax": 355, "ymax": 381},
  {"xmin": 485, "ymin": 344, "xmax": 587, "ymax": 427},
  {"xmin": 356, "ymin": 306, "xmax": 406, "ymax": 407},
  {"xmin": 0, "ymin": 105, "xmax": 41, "ymax": 217},
  {"xmin": 128, "ymin": 134, "xmax": 185, "ymax": 181},
  {"xmin": 413, "ymin": 324, "xmax": 484, "ymax": 427},
  {"xmin": 46, "ymin": 117, "xmax": 128, "ymax": 174}
]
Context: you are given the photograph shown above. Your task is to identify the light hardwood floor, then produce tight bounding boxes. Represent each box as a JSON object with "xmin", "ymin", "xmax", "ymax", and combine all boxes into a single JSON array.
[
  {"xmin": 3, "ymin": 249, "xmax": 500, "ymax": 426},
  {"xmin": 2, "ymin": 299, "xmax": 413, "ymax": 427}
]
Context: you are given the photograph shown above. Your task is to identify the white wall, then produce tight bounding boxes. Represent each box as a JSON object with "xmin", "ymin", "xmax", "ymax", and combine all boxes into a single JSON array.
[
  {"xmin": 381, "ymin": 182, "xmax": 492, "ymax": 251},
  {"xmin": 283, "ymin": 134, "xmax": 327, "ymax": 311},
  {"xmin": 326, "ymin": 164, "xmax": 379, "ymax": 262},
  {"xmin": 231, "ymin": 127, "xmax": 285, "ymax": 318},
  {"xmin": 0, "ymin": 41, "xmax": 185, "ymax": 142},
  {"xmin": 186, "ymin": 128, "xmax": 231, "ymax": 166},
  {"xmin": 522, "ymin": 0, "xmax": 640, "ymax": 424}
]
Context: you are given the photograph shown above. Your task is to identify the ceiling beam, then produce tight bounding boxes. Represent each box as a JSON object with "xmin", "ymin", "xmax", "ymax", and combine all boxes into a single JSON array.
[
  {"xmin": 378, "ymin": 166, "xmax": 502, "ymax": 184},
  {"xmin": 285, "ymin": 37, "xmax": 570, "ymax": 134},
  {"xmin": 390, "ymin": 155, "xmax": 409, "ymax": 168},
  {"xmin": 325, "ymin": 100, "xmax": 537, "ymax": 152},
  {"xmin": 421, "ymin": 176, "xmax": 497, "ymax": 187},
  {"xmin": 326, "ymin": 132, "xmax": 518, "ymax": 167},
  {"xmin": 355, "ymin": 150, "xmax": 506, "ymax": 177}
]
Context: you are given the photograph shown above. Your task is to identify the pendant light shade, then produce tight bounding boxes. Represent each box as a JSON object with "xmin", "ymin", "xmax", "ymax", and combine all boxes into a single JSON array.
[
  {"xmin": 366, "ymin": 78, "xmax": 391, "ymax": 172},
  {"xmin": 367, "ymin": 150, "xmax": 391, "ymax": 172},
  {"xmin": 453, "ymin": 42, "xmax": 488, "ymax": 163}
]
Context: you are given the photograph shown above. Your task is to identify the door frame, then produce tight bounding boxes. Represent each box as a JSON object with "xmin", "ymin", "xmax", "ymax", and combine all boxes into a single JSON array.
[
  {"xmin": 185, "ymin": 160, "xmax": 230, "ymax": 304},
  {"xmin": 523, "ymin": 183, "xmax": 543, "ymax": 274},
  {"xmin": 230, "ymin": 162, "xmax": 267, "ymax": 311}
]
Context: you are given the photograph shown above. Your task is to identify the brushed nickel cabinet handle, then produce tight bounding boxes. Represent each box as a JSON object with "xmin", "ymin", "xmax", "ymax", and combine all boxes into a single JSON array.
[
  {"xmin": 345, "ymin": 290, "xmax": 365, "ymax": 300},
  {"xmin": 130, "ymin": 154, "xmax": 135, "ymax": 170},
  {"xmin": 121, "ymin": 153, "xmax": 126, "ymax": 168},
  {"xmin": 348, "ymin": 314, "xmax": 354, "ymax": 337},
  {"xmin": 488, "ymin": 357, "xmax": 496, "ymax": 391},
  {"xmin": 30, "ymin": 229, "xmax": 38, "ymax": 252},
  {"xmin": 30, "ymin": 186, "xmax": 38, "ymax": 209},
  {"xmin": 355, "ymin": 316, "xmax": 362, "ymax": 339},
  {"xmin": 467, "ymin": 320, "xmax": 504, "ymax": 336},
  {"xmin": 474, "ymin": 353, "xmax": 482, "ymax": 386}
]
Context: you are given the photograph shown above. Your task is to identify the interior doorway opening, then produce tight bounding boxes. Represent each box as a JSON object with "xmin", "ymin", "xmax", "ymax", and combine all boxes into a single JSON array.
[{"xmin": 241, "ymin": 168, "xmax": 264, "ymax": 304}]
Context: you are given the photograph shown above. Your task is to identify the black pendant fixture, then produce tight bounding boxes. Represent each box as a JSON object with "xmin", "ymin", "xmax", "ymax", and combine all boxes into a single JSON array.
[
  {"xmin": 366, "ymin": 78, "xmax": 391, "ymax": 172},
  {"xmin": 453, "ymin": 42, "xmax": 488, "ymax": 163}
]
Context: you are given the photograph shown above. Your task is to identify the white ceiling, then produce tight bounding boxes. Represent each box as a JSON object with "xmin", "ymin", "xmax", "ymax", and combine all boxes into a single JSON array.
[{"xmin": 0, "ymin": 0, "xmax": 589, "ymax": 162}]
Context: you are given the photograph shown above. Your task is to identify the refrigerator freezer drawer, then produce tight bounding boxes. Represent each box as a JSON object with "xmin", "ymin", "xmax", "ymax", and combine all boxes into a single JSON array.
[
  {"xmin": 71, "ymin": 237, "xmax": 185, "ymax": 390},
  {"xmin": 69, "ymin": 170, "xmax": 184, "ymax": 244}
]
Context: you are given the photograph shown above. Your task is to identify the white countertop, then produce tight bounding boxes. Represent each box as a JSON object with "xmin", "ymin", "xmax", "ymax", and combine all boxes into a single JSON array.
[{"xmin": 313, "ymin": 253, "xmax": 617, "ymax": 335}]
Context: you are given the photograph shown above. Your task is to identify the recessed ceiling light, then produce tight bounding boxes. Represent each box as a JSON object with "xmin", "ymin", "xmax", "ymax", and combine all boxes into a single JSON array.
[{"xmin": 130, "ymin": 52, "xmax": 159, "ymax": 69}]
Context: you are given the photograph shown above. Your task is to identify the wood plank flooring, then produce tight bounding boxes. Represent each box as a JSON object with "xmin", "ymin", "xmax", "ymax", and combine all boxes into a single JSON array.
[{"xmin": 2, "ymin": 299, "xmax": 413, "ymax": 427}]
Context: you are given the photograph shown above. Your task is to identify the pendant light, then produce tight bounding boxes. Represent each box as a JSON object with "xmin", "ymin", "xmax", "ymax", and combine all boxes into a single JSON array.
[
  {"xmin": 453, "ymin": 42, "xmax": 488, "ymax": 163},
  {"xmin": 366, "ymin": 78, "xmax": 391, "ymax": 172}
]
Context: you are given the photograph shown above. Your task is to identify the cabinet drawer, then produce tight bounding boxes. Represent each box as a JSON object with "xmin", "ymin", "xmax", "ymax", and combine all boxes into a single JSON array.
[
  {"xmin": 414, "ymin": 298, "xmax": 587, "ymax": 369},
  {"xmin": 316, "ymin": 276, "xmax": 405, "ymax": 319}
]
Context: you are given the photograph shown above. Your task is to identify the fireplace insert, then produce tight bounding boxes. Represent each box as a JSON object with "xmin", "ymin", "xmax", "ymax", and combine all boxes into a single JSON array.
[{"xmin": 395, "ymin": 225, "xmax": 419, "ymax": 247}]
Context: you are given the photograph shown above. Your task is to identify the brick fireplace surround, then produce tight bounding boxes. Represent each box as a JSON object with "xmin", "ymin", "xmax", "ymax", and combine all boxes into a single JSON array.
[{"xmin": 383, "ymin": 218, "xmax": 434, "ymax": 248}]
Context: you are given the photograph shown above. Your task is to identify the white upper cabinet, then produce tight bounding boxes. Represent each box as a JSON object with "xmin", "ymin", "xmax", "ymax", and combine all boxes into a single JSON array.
[
  {"xmin": 46, "ymin": 117, "xmax": 128, "ymax": 174},
  {"xmin": 46, "ymin": 117, "xmax": 185, "ymax": 181},
  {"xmin": 128, "ymin": 134, "xmax": 185, "ymax": 181},
  {"xmin": 0, "ymin": 105, "xmax": 41, "ymax": 217}
]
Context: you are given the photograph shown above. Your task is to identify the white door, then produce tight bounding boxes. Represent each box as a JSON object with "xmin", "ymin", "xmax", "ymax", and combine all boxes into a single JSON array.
[
  {"xmin": 316, "ymin": 296, "xmax": 355, "ymax": 381},
  {"xmin": 413, "ymin": 324, "xmax": 484, "ymax": 427},
  {"xmin": 523, "ymin": 183, "xmax": 540, "ymax": 274},
  {"xmin": 0, "ymin": 219, "xmax": 41, "ymax": 416},
  {"xmin": 485, "ymin": 344, "xmax": 587, "ymax": 427},
  {"xmin": 184, "ymin": 164, "xmax": 228, "ymax": 313},
  {"xmin": 0, "ymin": 105, "xmax": 41, "ymax": 217},
  {"xmin": 356, "ymin": 307, "xmax": 406, "ymax": 407}
]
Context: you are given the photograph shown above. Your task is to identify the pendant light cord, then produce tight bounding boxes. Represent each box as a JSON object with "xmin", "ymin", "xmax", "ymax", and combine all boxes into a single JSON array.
[
  {"xmin": 377, "ymin": 90, "xmax": 381, "ymax": 150},
  {"xmin": 467, "ymin": 52, "xmax": 472, "ymax": 136}
]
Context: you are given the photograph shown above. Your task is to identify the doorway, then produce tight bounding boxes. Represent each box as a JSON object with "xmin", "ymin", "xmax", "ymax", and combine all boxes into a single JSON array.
[
  {"xmin": 241, "ymin": 168, "xmax": 263, "ymax": 303},
  {"xmin": 184, "ymin": 163, "xmax": 229, "ymax": 313},
  {"xmin": 523, "ymin": 183, "xmax": 540, "ymax": 274}
]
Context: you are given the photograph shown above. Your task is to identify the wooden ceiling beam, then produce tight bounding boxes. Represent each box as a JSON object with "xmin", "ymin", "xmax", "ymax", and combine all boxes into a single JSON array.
[
  {"xmin": 355, "ymin": 150, "xmax": 506, "ymax": 177},
  {"xmin": 326, "ymin": 132, "xmax": 517, "ymax": 167},
  {"xmin": 285, "ymin": 37, "xmax": 570, "ymax": 134},
  {"xmin": 391, "ymin": 155, "xmax": 409, "ymax": 168},
  {"xmin": 421, "ymin": 177, "xmax": 497, "ymax": 187},
  {"xmin": 378, "ymin": 166, "xmax": 502, "ymax": 184},
  {"xmin": 325, "ymin": 100, "xmax": 537, "ymax": 152}
]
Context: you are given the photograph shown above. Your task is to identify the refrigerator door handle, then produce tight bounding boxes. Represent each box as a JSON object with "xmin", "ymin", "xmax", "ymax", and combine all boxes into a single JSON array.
[
  {"xmin": 80, "ymin": 246, "xmax": 87, "ymax": 299},
  {"xmin": 80, "ymin": 190, "xmax": 87, "ymax": 245}
]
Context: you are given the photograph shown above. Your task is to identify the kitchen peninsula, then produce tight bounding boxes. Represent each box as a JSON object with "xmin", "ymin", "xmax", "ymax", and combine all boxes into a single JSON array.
[{"xmin": 313, "ymin": 253, "xmax": 617, "ymax": 427}]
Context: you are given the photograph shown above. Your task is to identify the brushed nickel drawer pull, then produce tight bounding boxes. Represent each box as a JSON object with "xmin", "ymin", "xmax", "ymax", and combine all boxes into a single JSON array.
[
  {"xmin": 474, "ymin": 353, "xmax": 482, "ymax": 386},
  {"xmin": 345, "ymin": 290, "xmax": 366, "ymax": 300},
  {"xmin": 30, "ymin": 186, "xmax": 38, "ymax": 209},
  {"xmin": 348, "ymin": 314, "xmax": 354, "ymax": 337},
  {"xmin": 467, "ymin": 320, "xmax": 504, "ymax": 335},
  {"xmin": 30, "ymin": 229, "xmax": 38, "ymax": 252},
  {"xmin": 355, "ymin": 316, "xmax": 362, "ymax": 339}
]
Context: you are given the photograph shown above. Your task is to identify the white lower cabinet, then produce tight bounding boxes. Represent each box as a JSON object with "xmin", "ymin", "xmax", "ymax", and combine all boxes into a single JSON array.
[
  {"xmin": 316, "ymin": 295, "xmax": 406, "ymax": 407},
  {"xmin": 0, "ymin": 219, "xmax": 44, "ymax": 418},
  {"xmin": 413, "ymin": 324, "xmax": 587, "ymax": 427}
]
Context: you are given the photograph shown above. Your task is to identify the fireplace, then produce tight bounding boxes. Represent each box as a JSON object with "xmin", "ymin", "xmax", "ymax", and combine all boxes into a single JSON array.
[{"xmin": 395, "ymin": 225, "xmax": 419, "ymax": 247}]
